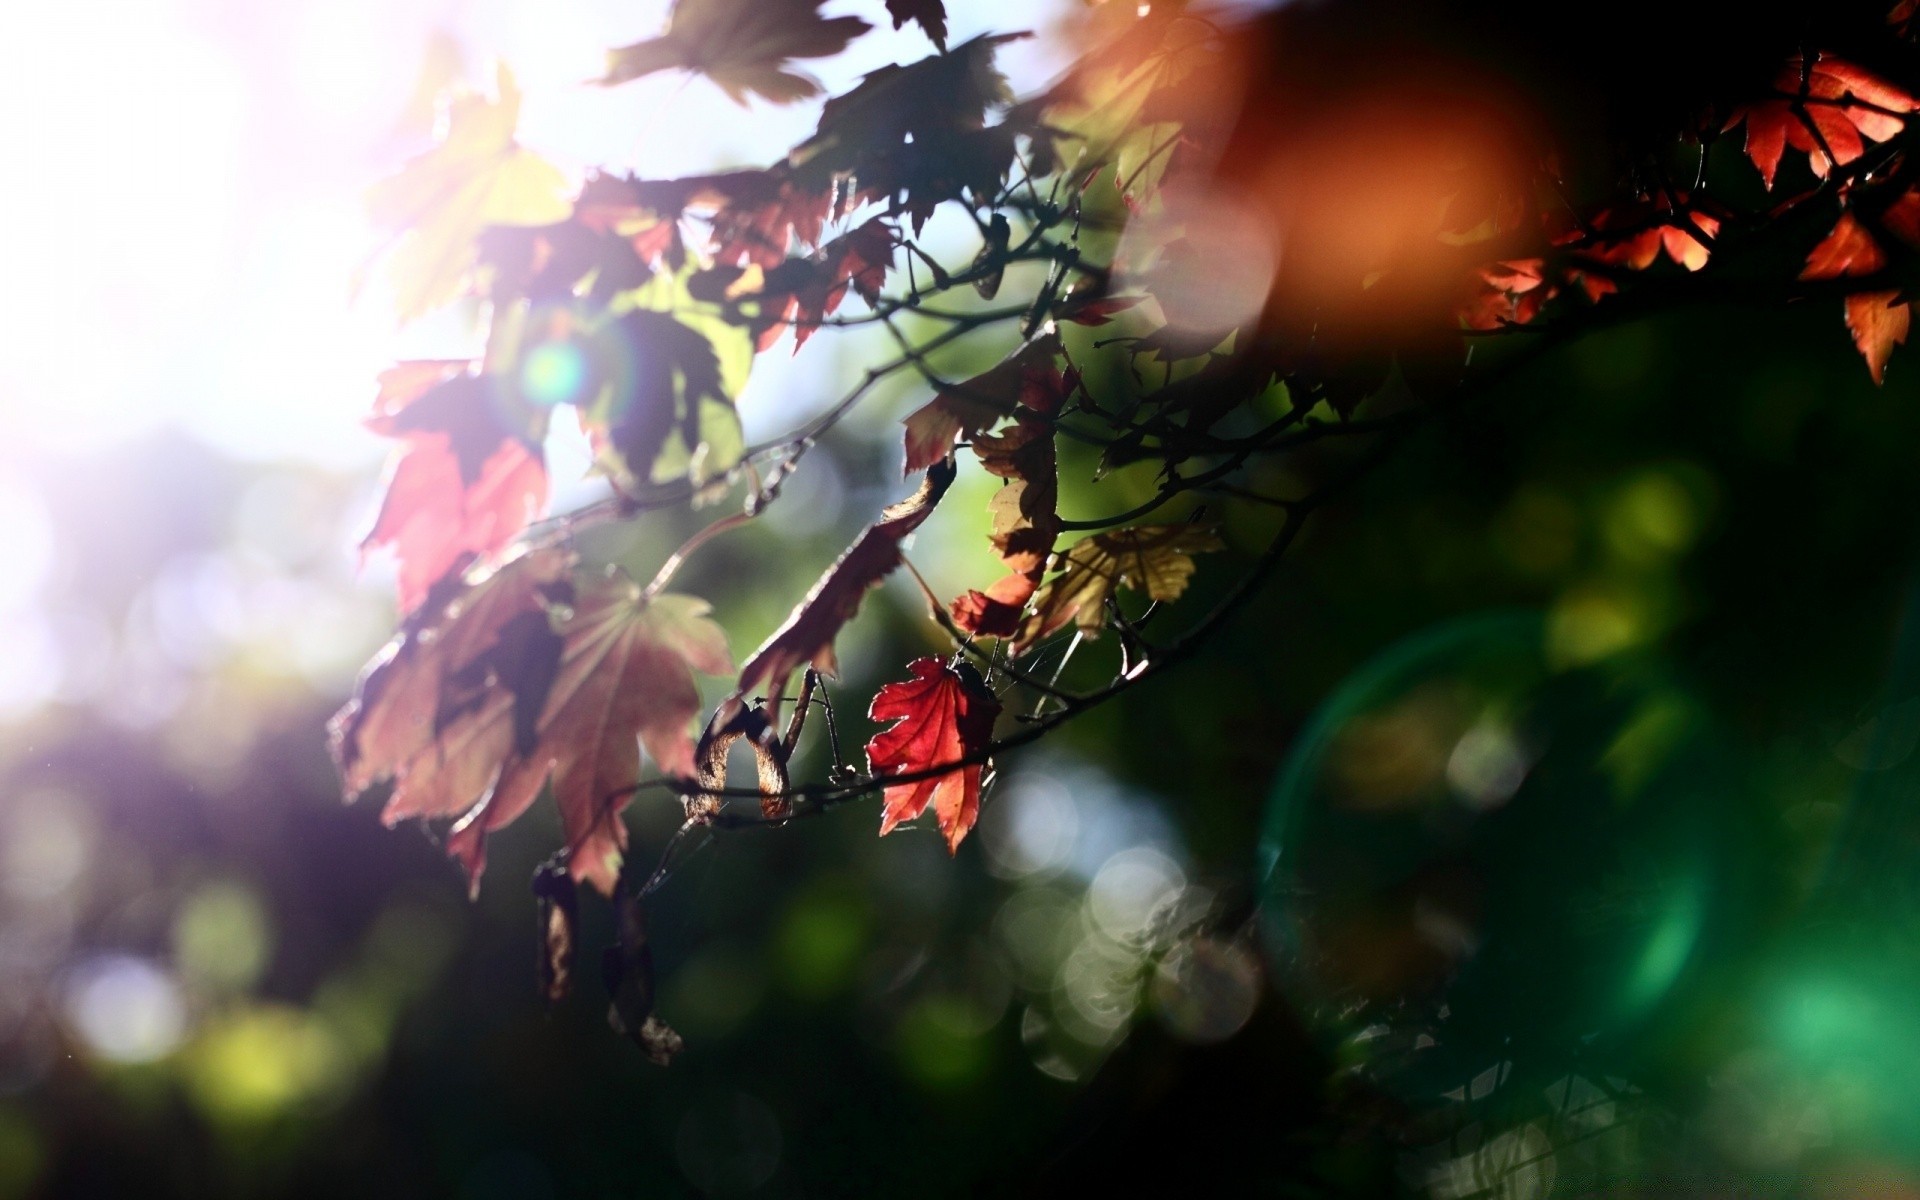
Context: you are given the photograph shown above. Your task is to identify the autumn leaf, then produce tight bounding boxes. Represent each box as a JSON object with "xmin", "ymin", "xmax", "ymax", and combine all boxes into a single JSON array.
[
  {"xmin": 866, "ymin": 658, "xmax": 1001, "ymax": 853},
  {"xmin": 602, "ymin": 0, "xmax": 871, "ymax": 105},
  {"xmin": 362, "ymin": 365, "xmax": 550, "ymax": 615},
  {"xmin": 1725, "ymin": 54, "xmax": 1919, "ymax": 189},
  {"xmin": 900, "ymin": 336, "xmax": 1066, "ymax": 474},
  {"xmin": 1460, "ymin": 258, "xmax": 1553, "ymax": 330},
  {"xmin": 736, "ymin": 458, "xmax": 957, "ymax": 711},
  {"xmin": 885, "ymin": 0, "xmax": 947, "ymax": 51},
  {"xmin": 704, "ymin": 216, "xmax": 897, "ymax": 351},
  {"xmin": 1019, "ymin": 524, "xmax": 1224, "ymax": 649},
  {"xmin": 1571, "ymin": 205, "xmax": 1720, "ymax": 273},
  {"xmin": 446, "ymin": 572, "xmax": 733, "ymax": 897},
  {"xmin": 949, "ymin": 366, "xmax": 1066, "ymax": 638},
  {"xmin": 791, "ymin": 34, "xmax": 1028, "ymax": 229},
  {"xmin": 365, "ymin": 64, "xmax": 572, "ymax": 321},
  {"xmin": 1802, "ymin": 212, "xmax": 1887, "ymax": 280},
  {"xmin": 330, "ymin": 547, "xmax": 574, "ymax": 825},
  {"xmin": 1846, "ymin": 290, "xmax": 1911, "ymax": 383},
  {"xmin": 565, "ymin": 266, "xmax": 753, "ymax": 491}
]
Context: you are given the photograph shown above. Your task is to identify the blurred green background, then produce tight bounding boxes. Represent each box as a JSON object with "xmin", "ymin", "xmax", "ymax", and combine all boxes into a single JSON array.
[{"xmin": 12, "ymin": 258, "xmax": 1920, "ymax": 1199}]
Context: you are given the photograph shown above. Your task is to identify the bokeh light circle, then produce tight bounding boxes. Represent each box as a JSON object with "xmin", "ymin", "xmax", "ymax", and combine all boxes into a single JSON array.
[{"xmin": 1258, "ymin": 611, "xmax": 1746, "ymax": 1110}]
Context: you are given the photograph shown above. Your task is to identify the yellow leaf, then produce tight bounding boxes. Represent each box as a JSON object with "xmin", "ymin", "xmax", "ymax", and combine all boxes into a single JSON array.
[
  {"xmin": 365, "ymin": 64, "xmax": 572, "ymax": 322},
  {"xmin": 1018, "ymin": 524, "xmax": 1223, "ymax": 648}
]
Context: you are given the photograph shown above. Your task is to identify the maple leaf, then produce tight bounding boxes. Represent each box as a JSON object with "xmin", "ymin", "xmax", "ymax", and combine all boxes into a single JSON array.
[
  {"xmin": 705, "ymin": 217, "xmax": 897, "ymax": 351},
  {"xmin": 1846, "ymin": 290, "xmax": 1912, "ymax": 383},
  {"xmin": 1571, "ymin": 206, "xmax": 1721, "ymax": 273},
  {"xmin": 1725, "ymin": 54, "xmax": 1919, "ymax": 189},
  {"xmin": 330, "ymin": 547, "xmax": 573, "ymax": 824},
  {"xmin": 365, "ymin": 64, "xmax": 572, "ymax": 321},
  {"xmin": 362, "ymin": 365, "xmax": 550, "ymax": 614},
  {"xmin": 1460, "ymin": 258, "xmax": 1554, "ymax": 330},
  {"xmin": 866, "ymin": 658, "xmax": 1001, "ymax": 853},
  {"xmin": 736, "ymin": 458, "xmax": 957, "ymax": 712},
  {"xmin": 791, "ymin": 34, "xmax": 1028, "ymax": 229},
  {"xmin": 566, "ymin": 266, "xmax": 753, "ymax": 491},
  {"xmin": 900, "ymin": 337, "xmax": 1067, "ymax": 474},
  {"xmin": 885, "ymin": 0, "xmax": 947, "ymax": 52},
  {"xmin": 1802, "ymin": 212, "xmax": 1888, "ymax": 280},
  {"xmin": 1019, "ymin": 524, "xmax": 1225, "ymax": 649},
  {"xmin": 602, "ymin": 0, "xmax": 871, "ymax": 105},
  {"xmin": 446, "ymin": 573, "xmax": 733, "ymax": 896}
]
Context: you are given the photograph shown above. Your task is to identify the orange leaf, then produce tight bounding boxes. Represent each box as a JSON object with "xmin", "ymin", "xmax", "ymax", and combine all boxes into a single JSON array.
[
  {"xmin": 866, "ymin": 658, "xmax": 1001, "ymax": 852},
  {"xmin": 1846, "ymin": 291, "xmax": 1911, "ymax": 383},
  {"xmin": 1726, "ymin": 54, "xmax": 1918, "ymax": 188},
  {"xmin": 1802, "ymin": 212, "xmax": 1887, "ymax": 280}
]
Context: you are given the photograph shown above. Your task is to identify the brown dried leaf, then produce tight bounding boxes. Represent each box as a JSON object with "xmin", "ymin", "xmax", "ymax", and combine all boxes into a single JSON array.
[{"xmin": 736, "ymin": 459, "xmax": 957, "ymax": 710}]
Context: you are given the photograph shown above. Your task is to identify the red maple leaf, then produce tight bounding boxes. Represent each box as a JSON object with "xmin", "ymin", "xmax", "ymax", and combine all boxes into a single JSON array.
[
  {"xmin": 362, "ymin": 365, "xmax": 549, "ymax": 614},
  {"xmin": 866, "ymin": 658, "xmax": 1001, "ymax": 852},
  {"xmin": 1726, "ymin": 54, "xmax": 1919, "ymax": 189},
  {"xmin": 750, "ymin": 217, "xmax": 897, "ymax": 351}
]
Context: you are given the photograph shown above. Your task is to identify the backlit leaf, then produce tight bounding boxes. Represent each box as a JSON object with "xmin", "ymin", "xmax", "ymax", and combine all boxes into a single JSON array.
[
  {"xmin": 1019, "ymin": 524, "xmax": 1224, "ymax": 649},
  {"xmin": 866, "ymin": 658, "xmax": 1001, "ymax": 853},
  {"xmin": 900, "ymin": 336, "xmax": 1065, "ymax": 474},
  {"xmin": 1846, "ymin": 290, "xmax": 1911, "ymax": 383},
  {"xmin": 365, "ymin": 64, "xmax": 571, "ymax": 321},
  {"xmin": 949, "ymin": 360, "xmax": 1067, "ymax": 638},
  {"xmin": 447, "ymin": 573, "xmax": 733, "ymax": 896},
  {"xmin": 329, "ymin": 547, "xmax": 574, "ymax": 824},
  {"xmin": 1802, "ymin": 212, "xmax": 1887, "ymax": 280},
  {"xmin": 361, "ymin": 366, "xmax": 549, "ymax": 615},
  {"xmin": 1725, "ymin": 54, "xmax": 1918, "ymax": 189}
]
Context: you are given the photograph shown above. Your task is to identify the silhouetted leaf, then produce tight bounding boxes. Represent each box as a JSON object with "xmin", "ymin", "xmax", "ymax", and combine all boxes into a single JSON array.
[
  {"xmin": 603, "ymin": 0, "xmax": 871, "ymax": 105},
  {"xmin": 885, "ymin": 0, "xmax": 947, "ymax": 51}
]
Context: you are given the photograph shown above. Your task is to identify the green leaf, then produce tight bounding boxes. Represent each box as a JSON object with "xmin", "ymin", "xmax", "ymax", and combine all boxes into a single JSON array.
[{"xmin": 569, "ymin": 267, "xmax": 753, "ymax": 490}]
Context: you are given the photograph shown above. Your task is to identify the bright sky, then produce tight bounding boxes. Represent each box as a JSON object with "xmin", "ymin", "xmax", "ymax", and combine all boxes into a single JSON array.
[{"xmin": 0, "ymin": 0, "xmax": 1077, "ymax": 469}]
